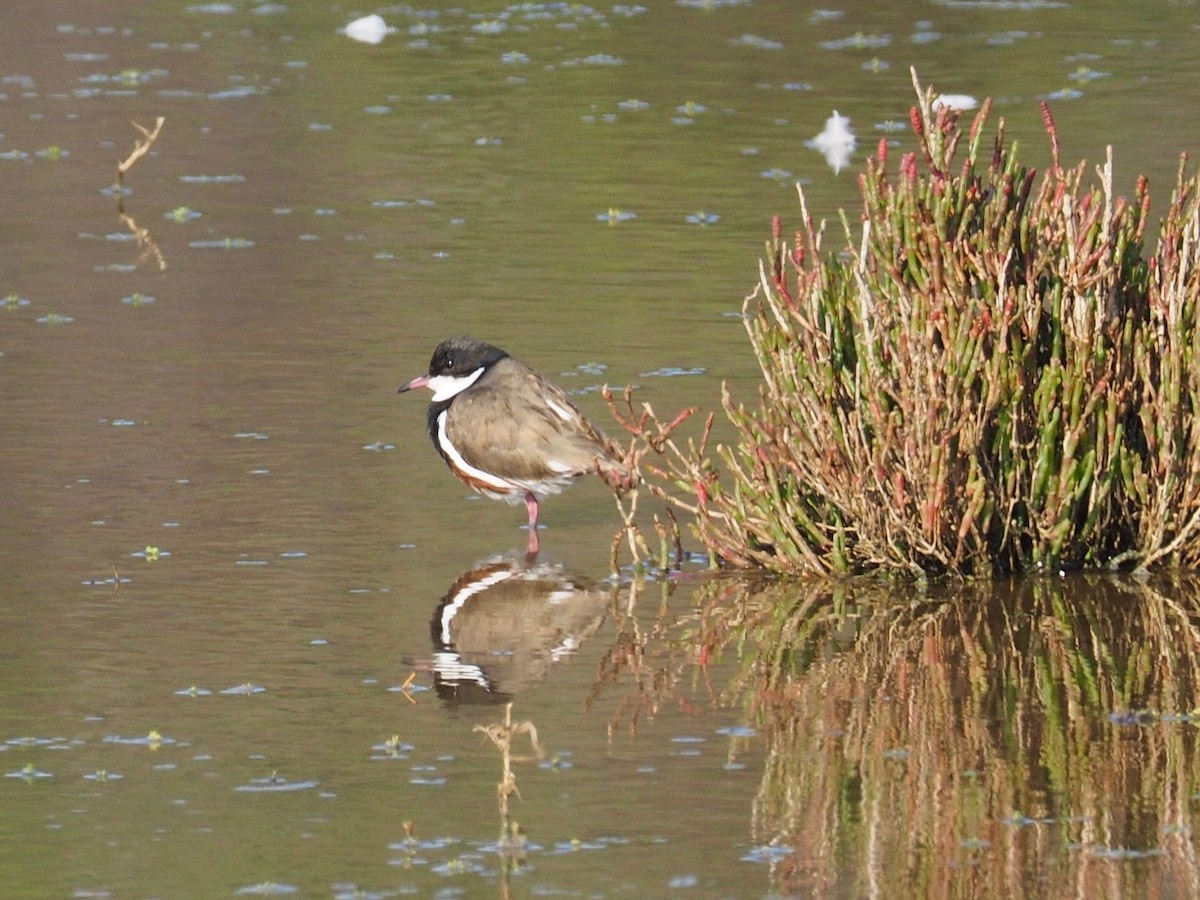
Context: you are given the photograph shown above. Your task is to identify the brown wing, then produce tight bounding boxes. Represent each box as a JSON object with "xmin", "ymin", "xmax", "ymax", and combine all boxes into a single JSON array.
[{"xmin": 443, "ymin": 358, "xmax": 618, "ymax": 482}]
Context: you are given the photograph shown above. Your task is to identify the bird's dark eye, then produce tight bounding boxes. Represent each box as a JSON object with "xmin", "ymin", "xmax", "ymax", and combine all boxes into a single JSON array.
[{"xmin": 445, "ymin": 357, "xmax": 454, "ymax": 370}]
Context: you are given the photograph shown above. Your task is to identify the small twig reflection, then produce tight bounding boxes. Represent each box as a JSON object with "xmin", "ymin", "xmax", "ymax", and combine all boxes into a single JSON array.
[
  {"xmin": 474, "ymin": 703, "xmax": 544, "ymax": 876},
  {"xmin": 113, "ymin": 117, "xmax": 167, "ymax": 272}
]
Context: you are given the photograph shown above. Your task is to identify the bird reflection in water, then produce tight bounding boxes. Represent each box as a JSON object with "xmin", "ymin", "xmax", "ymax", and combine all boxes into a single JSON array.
[{"xmin": 421, "ymin": 555, "xmax": 611, "ymax": 706}]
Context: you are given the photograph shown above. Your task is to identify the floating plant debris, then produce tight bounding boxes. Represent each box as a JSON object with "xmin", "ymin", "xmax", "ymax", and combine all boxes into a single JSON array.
[
  {"xmin": 174, "ymin": 686, "xmax": 213, "ymax": 697},
  {"xmin": 220, "ymin": 683, "xmax": 267, "ymax": 695},
  {"xmin": 83, "ymin": 770, "xmax": 123, "ymax": 782},
  {"xmin": 821, "ymin": 32, "xmax": 892, "ymax": 50},
  {"xmin": 729, "ymin": 34, "xmax": 783, "ymax": 50},
  {"xmin": 104, "ymin": 731, "xmax": 175, "ymax": 746},
  {"xmin": 165, "ymin": 206, "xmax": 201, "ymax": 222},
  {"xmin": 179, "ymin": 174, "xmax": 245, "ymax": 183},
  {"xmin": 188, "ymin": 238, "xmax": 255, "ymax": 249},
  {"xmin": 6, "ymin": 764, "xmax": 53, "ymax": 781},
  {"xmin": 640, "ymin": 366, "xmax": 707, "ymax": 377},
  {"xmin": 597, "ymin": 208, "xmax": 636, "ymax": 224},
  {"xmin": 234, "ymin": 776, "xmax": 317, "ymax": 793}
]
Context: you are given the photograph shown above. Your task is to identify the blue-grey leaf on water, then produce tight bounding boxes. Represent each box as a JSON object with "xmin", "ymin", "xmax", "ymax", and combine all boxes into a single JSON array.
[
  {"xmin": 472, "ymin": 19, "xmax": 507, "ymax": 35},
  {"xmin": 82, "ymin": 575, "xmax": 132, "ymax": 587},
  {"xmin": 220, "ymin": 683, "xmax": 266, "ymax": 695},
  {"xmin": 121, "ymin": 293, "xmax": 155, "ymax": 306},
  {"xmin": 820, "ymin": 32, "xmax": 891, "ymax": 50},
  {"xmin": 235, "ymin": 881, "xmax": 300, "ymax": 895},
  {"xmin": 3, "ymin": 294, "xmax": 31, "ymax": 309},
  {"xmin": 179, "ymin": 174, "xmax": 245, "ymax": 183},
  {"xmin": 742, "ymin": 844, "xmax": 794, "ymax": 864},
  {"xmin": 539, "ymin": 750, "xmax": 574, "ymax": 770},
  {"xmin": 685, "ymin": 211, "xmax": 720, "ymax": 225},
  {"xmin": 234, "ymin": 777, "xmax": 318, "ymax": 793},
  {"xmin": 640, "ymin": 366, "xmax": 707, "ymax": 377},
  {"xmin": 189, "ymin": 238, "xmax": 255, "ymax": 249},
  {"xmin": 429, "ymin": 857, "xmax": 490, "ymax": 878},
  {"xmin": 187, "ymin": 2, "xmax": 235, "ymax": 12},
  {"xmin": 5, "ymin": 765, "xmax": 53, "ymax": 780},
  {"xmin": 729, "ymin": 34, "xmax": 783, "ymax": 50},
  {"xmin": 1068, "ymin": 66, "xmax": 1110, "ymax": 83},
  {"xmin": 174, "ymin": 686, "xmax": 213, "ymax": 696},
  {"xmin": 501, "ymin": 51, "xmax": 529, "ymax": 64},
  {"xmin": 208, "ymin": 86, "xmax": 263, "ymax": 100},
  {"xmin": 36, "ymin": 313, "xmax": 74, "ymax": 324},
  {"xmin": 387, "ymin": 682, "xmax": 430, "ymax": 695},
  {"xmin": 986, "ymin": 30, "xmax": 1032, "ymax": 46},
  {"xmin": 165, "ymin": 206, "xmax": 201, "ymax": 222},
  {"xmin": 937, "ymin": 0, "xmax": 1067, "ymax": 8},
  {"xmin": 1041, "ymin": 87, "xmax": 1083, "ymax": 101},
  {"xmin": 760, "ymin": 167, "xmax": 794, "ymax": 181},
  {"xmin": 563, "ymin": 53, "xmax": 625, "ymax": 66},
  {"xmin": 597, "ymin": 208, "xmax": 636, "ymax": 224},
  {"xmin": 678, "ymin": 0, "xmax": 751, "ymax": 7},
  {"xmin": 409, "ymin": 775, "xmax": 447, "ymax": 786},
  {"xmin": 104, "ymin": 733, "xmax": 177, "ymax": 746},
  {"xmin": 6, "ymin": 736, "xmax": 71, "ymax": 748},
  {"xmin": 83, "ymin": 770, "xmax": 123, "ymax": 782}
]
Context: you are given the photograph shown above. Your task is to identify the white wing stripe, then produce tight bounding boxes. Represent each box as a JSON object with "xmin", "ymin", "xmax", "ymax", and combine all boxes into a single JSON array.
[
  {"xmin": 436, "ymin": 410, "xmax": 516, "ymax": 493},
  {"xmin": 545, "ymin": 397, "xmax": 576, "ymax": 423}
]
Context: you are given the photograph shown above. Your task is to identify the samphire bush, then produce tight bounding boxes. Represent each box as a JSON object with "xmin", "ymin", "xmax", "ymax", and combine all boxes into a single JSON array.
[{"xmin": 634, "ymin": 72, "xmax": 1200, "ymax": 578}]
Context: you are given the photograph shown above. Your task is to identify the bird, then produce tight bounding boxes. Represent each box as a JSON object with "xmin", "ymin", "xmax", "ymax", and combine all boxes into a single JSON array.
[{"xmin": 398, "ymin": 336, "xmax": 628, "ymax": 557}]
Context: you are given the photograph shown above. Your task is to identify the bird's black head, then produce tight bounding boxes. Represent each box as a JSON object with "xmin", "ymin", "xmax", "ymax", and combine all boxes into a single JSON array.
[{"xmin": 428, "ymin": 335, "xmax": 509, "ymax": 378}]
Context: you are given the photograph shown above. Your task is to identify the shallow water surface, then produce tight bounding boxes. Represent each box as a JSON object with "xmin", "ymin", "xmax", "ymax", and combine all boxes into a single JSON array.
[{"xmin": 4, "ymin": 0, "xmax": 1200, "ymax": 896}]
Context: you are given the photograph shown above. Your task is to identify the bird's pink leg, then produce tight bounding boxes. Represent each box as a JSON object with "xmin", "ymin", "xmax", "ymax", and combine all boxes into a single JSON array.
[{"xmin": 524, "ymin": 492, "xmax": 540, "ymax": 558}]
